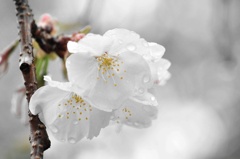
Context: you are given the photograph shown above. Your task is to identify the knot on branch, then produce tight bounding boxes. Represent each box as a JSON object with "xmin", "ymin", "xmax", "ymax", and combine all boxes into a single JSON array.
[{"xmin": 20, "ymin": 62, "xmax": 30, "ymax": 73}]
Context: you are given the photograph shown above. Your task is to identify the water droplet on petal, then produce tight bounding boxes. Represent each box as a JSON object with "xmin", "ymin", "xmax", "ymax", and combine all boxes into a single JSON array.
[
  {"xmin": 134, "ymin": 122, "xmax": 141, "ymax": 127},
  {"xmin": 143, "ymin": 75, "xmax": 150, "ymax": 83},
  {"xmin": 68, "ymin": 137, "xmax": 76, "ymax": 144},
  {"xmin": 119, "ymin": 40, "xmax": 123, "ymax": 44},
  {"xmin": 49, "ymin": 125, "xmax": 58, "ymax": 133},
  {"xmin": 73, "ymin": 120, "xmax": 78, "ymax": 125},
  {"xmin": 151, "ymin": 96, "xmax": 156, "ymax": 101},
  {"xmin": 127, "ymin": 44, "xmax": 136, "ymax": 51},
  {"xmin": 138, "ymin": 88, "xmax": 144, "ymax": 94}
]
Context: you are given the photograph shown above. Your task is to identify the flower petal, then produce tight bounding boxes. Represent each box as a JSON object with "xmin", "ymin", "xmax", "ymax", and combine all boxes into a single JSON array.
[
  {"xmin": 67, "ymin": 41, "xmax": 88, "ymax": 53},
  {"xmin": 113, "ymin": 99, "xmax": 158, "ymax": 128},
  {"xmin": 81, "ymin": 51, "xmax": 152, "ymax": 111},
  {"xmin": 104, "ymin": 28, "xmax": 150, "ymax": 56},
  {"xmin": 130, "ymin": 92, "xmax": 158, "ymax": 107},
  {"xmin": 68, "ymin": 34, "xmax": 113, "ymax": 56},
  {"xmin": 30, "ymin": 85, "xmax": 111, "ymax": 143},
  {"xmin": 49, "ymin": 93, "xmax": 90, "ymax": 143},
  {"xmin": 66, "ymin": 53, "xmax": 97, "ymax": 94},
  {"xmin": 29, "ymin": 85, "xmax": 70, "ymax": 125},
  {"xmin": 87, "ymin": 108, "xmax": 112, "ymax": 139},
  {"xmin": 44, "ymin": 76, "xmax": 71, "ymax": 91},
  {"xmin": 48, "ymin": 93, "xmax": 110, "ymax": 143},
  {"xmin": 149, "ymin": 58, "xmax": 171, "ymax": 85},
  {"xmin": 104, "ymin": 28, "xmax": 140, "ymax": 43},
  {"xmin": 148, "ymin": 42, "xmax": 165, "ymax": 61}
]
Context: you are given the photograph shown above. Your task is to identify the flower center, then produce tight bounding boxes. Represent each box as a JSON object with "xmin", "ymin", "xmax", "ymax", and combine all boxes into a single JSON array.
[
  {"xmin": 96, "ymin": 53, "xmax": 125, "ymax": 86},
  {"xmin": 57, "ymin": 93, "xmax": 92, "ymax": 123},
  {"xmin": 115, "ymin": 107, "xmax": 132, "ymax": 124}
]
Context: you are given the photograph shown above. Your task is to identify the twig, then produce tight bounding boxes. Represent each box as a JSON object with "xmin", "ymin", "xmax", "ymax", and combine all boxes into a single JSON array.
[
  {"xmin": 31, "ymin": 21, "xmax": 70, "ymax": 59},
  {"xmin": 14, "ymin": 0, "xmax": 51, "ymax": 158}
]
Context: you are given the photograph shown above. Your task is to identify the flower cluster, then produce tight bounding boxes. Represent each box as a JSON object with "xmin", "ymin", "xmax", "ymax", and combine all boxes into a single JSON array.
[{"xmin": 29, "ymin": 29, "xmax": 171, "ymax": 143}]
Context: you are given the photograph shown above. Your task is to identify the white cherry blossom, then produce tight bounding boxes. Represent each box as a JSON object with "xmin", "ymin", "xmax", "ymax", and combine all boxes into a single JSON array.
[
  {"xmin": 67, "ymin": 30, "xmax": 159, "ymax": 111},
  {"xmin": 29, "ymin": 76, "xmax": 111, "ymax": 143}
]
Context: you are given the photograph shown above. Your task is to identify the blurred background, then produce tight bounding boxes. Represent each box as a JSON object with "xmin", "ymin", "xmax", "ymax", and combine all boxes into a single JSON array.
[{"xmin": 0, "ymin": 0, "xmax": 240, "ymax": 159}]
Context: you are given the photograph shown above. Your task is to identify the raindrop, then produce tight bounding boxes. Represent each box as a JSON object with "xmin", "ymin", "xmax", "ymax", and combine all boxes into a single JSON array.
[
  {"xmin": 143, "ymin": 75, "xmax": 150, "ymax": 83},
  {"xmin": 73, "ymin": 120, "xmax": 78, "ymax": 125},
  {"xmin": 68, "ymin": 137, "xmax": 76, "ymax": 144},
  {"xmin": 127, "ymin": 44, "xmax": 136, "ymax": 51},
  {"xmin": 49, "ymin": 125, "xmax": 58, "ymax": 133},
  {"xmin": 151, "ymin": 96, "xmax": 156, "ymax": 101},
  {"xmin": 138, "ymin": 88, "xmax": 144, "ymax": 94},
  {"xmin": 134, "ymin": 122, "xmax": 141, "ymax": 127}
]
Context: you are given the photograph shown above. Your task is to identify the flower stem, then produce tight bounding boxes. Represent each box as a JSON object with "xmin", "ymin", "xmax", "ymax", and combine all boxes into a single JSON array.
[{"xmin": 13, "ymin": 0, "xmax": 51, "ymax": 158}]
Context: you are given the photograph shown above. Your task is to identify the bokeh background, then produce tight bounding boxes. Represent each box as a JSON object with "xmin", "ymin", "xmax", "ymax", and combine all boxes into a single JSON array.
[{"xmin": 0, "ymin": 0, "xmax": 240, "ymax": 159}]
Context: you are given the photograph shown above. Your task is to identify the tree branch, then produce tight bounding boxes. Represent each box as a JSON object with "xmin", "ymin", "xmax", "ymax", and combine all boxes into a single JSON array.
[
  {"xmin": 31, "ymin": 21, "xmax": 70, "ymax": 59},
  {"xmin": 14, "ymin": 0, "xmax": 51, "ymax": 158}
]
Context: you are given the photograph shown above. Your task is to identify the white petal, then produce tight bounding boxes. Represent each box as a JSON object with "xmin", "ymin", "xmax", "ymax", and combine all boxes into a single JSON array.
[
  {"xmin": 149, "ymin": 58, "xmax": 171, "ymax": 85},
  {"xmin": 77, "ymin": 34, "xmax": 113, "ymax": 56},
  {"xmin": 113, "ymin": 99, "xmax": 158, "ymax": 128},
  {"xmin": 148, "ymin": 42, "xmax": 165, "ymax": 61},
  {"xmin": 50, "ymin": 104, "xmax": 89, "ymax": 143},
  {"xmin": 130, "ymin": 92, "xmax": 158, "ymax": 107},
  {"xmin": 30, "ymin": 85, "xmax": 110, "ymax": 143},
  {"xmin": 67, "ymin": 41, "xmax": 87, "ymax": 53},
  {"xmin": 158, "ymin": 58, "xmax": 171, "ymax": 70},
  {"xmin": 66, "ymin": 53, "xmax": 97, "ymax": 93},
  {"xmin": 82, "ymin": 51, "xmax": 152, "ymax": 111},
  {"xmin": 29, "ymin": 85, "xmax": 70, "ymax": 125},
  {"xmin": 44, "ymin": 76, "xmax": 71, "ymax": 91},
  {"xmin": 104, "ymin": 28, "xmax": 140, "ymax": 42},
  {"xmin": 104, "ymin": 29, "xmax": 150, "ymax": 56},
  {"xmin": 87, "ymin": 108, "xmax": 112, "ymax": 139},
  {"xmin": 49, "ymin": 93, "xmax": 110, "ymax": 143}
]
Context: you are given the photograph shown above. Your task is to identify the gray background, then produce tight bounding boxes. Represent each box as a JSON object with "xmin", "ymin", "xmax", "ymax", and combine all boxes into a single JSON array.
[{"xmin": 0, "ymin": 0, "xmax": 240, "ymax": 159}]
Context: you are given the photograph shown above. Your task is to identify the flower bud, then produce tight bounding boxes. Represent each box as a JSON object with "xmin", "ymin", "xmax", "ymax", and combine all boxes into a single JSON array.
[{"xmin": 38, "ymin": 13, "xmax": 58, "ymax": 35}]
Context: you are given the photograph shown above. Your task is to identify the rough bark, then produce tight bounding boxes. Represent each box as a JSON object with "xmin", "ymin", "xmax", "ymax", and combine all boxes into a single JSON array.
[{"xmin": 14, "ymin": 0, "xmax": 51, "ymax": 158}]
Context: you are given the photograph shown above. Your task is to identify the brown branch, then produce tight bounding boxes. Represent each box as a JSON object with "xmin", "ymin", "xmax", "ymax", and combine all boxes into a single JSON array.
[
  {"xmin": 14, "ymin": 0, "xmax": 51, "ymax": 158},
  {"xmin": 31, "ymin": 21, "xmax": 70, "ymax": 59}
]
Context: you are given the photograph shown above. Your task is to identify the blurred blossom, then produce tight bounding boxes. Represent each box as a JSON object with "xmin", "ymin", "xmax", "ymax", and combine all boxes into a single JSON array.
[{"xmin": 11, "ymin": 87, "xmax": 28, "ymax": 125}]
